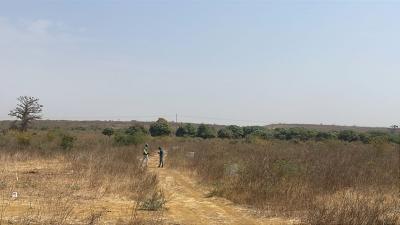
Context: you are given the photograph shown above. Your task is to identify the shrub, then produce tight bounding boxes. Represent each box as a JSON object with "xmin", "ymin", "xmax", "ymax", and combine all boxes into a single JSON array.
[
  {"xmin": 125, "ymin": 125, "xmax": 148, "ymax": 135},
  {"xmin": 196, "ymin": 124, "xmax": 216, "ymax": 139},
  {"xmin": 243, "ymin": 126, "xmax": 266, "ymax": 137},
  {"xmin": 102, "ymin": 128, "xmax": 114, "ymax": 137},
  {"xmin": 316, "ymin": 132, "xmax": 336, "ymax": 141},
  {"xmin": 184, "ymin": 123, "xmax": 197, "ymax": 137},
  {"xmin": 217, "ymin": 128, "xmax": 233, "ymax": 139},
  {"xmin": 60, "ymin": 134, "xmax": 75, "ymax": 150},
  {"xmin": 175, "ymin": 123, "xmax": 197, "ymax": 137},
  {"xmin": 149, "ymin": 118, "xmax": 171, "ymax": 136},
  {"xmin": 114, "ymin": 132, "xmax": 146, "ymax": 146},
  {"xmin": 338, "ymin": 130, "xmax": 359, "ymax": 142},
  {"xmin": 175, "ymin": 126, "xmax": 186, "ymax": 137},
  {"xmin": 140, "ymin": 189, "xmax": 167, "ymax": 211},
  {"xmin": 359, "ymin": 133, "xmax": 371, "ymax": 144},
  {"xmin": 273, "ymin": 127, "xmax": 317, "ymax": 141},
  {"xmin": 389, "ymin": 133, "xmax": 400, "ymax": 144},
  {"xmin": 46, "ymin": 130, "xmax": 57, "ymax": 142},
  {"xmin": 15, "ymin": 132, "xmax": 32, "ymax": 146},
  {"xmin": 176, "ymin": 124, "xmax": 198, "ymax": 137},
  {"xmin": 227, "ymin": 125, "xmax": 244, "ymax": 139}
]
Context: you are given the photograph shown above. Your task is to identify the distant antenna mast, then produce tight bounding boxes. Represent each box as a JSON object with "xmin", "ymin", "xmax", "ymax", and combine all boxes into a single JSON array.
[{"xmin": 176, "ymin": 113, "xmax": 178, "ymax": 123}]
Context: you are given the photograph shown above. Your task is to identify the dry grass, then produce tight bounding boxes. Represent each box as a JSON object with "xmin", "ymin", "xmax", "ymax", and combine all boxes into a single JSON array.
[
  {"xmin": 167, "ymin": 138, "xmax": 400, "ymax": 224},
  {"xmin": 307, "ymin": 189, "xmax": 400, "ymax": 225},
  {"xmin": 0, "ymin": 130, "xmax": 165, "ymax": 225},
  {"xmin": 1, "ymin": 128, "xmax": 399, "ymax": 224}
]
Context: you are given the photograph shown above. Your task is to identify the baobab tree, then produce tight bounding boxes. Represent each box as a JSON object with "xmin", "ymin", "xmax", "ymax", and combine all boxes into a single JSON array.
[
  {"xmin": 9, "ymin": 96, "xmax": 43, "ymax": 132},
  {"xmin": 390, "ymin": 125, "xmax": 399, "ymax": 134}
]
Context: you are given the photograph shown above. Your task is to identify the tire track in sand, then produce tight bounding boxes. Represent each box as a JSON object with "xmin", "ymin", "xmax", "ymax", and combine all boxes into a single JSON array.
[{"xmin": 148, "ymin": 153, "xmax": 297, "ymax": 225}]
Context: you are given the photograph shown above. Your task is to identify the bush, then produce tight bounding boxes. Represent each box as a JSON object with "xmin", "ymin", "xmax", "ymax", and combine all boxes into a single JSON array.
[
  {"xmin": 140, "ymin": 189, "xmax": 167, "ymax": 211},
  {"xmin": 243, "ymin": 126, "xmax": 266, "ymax": 137},
  {"xmin": 60, "ymin": 134, "xmax": 75, "ymax": 150},
  {"xmin": 46, "ymin": 130, "xmax": 57, "ymax": 142},
  {"xmin": 359, "ymin": 133, "xmax": 371, "ymax": 144},
  {"xmin": 196, "ymin": 124, "xmax": 216, "ymax": 139},
  {"xmin": 338, "ymin": 130, "xmax": 359, "ymax": 142},
  {"xmin": 15, "ymin": 132, "xmax": 32, "ymax": 146},
  {"xmin": 316, "ymin": 132, "xmax": 336, "ymax": 141},
  {"xmin": 175, "ymin": 127, "xmax": 186, "ymax": 137},
  {"xmin": 389, "ymin": 134, "xmax": 400, "ymax": 144},
  {"xmin": 149, "ymin": 118, "xmax": 171, "ymax": 136},
  {"xmin": 102, "ymin": 128, "xmax": 114, "ymax": 137},
  {"xmin": 125, "ymin": 125, "xmax": 148, "ymax": 135},
  {"xmin": 114, "ymin": 132, "xmax": 146, "ymax": 146},
  {"xmin": 227, "ymin": 125, "xmax": 244, "ymax": 139},
  {"xmin": 273, "ymin": 127, "xmax": 317, "ymax": 141},
  {"xmin": 185, "ymin": 124, "xmax": 197, "ymax": 137},
  {"xmin": 176, "ymin": 123, "xmax": 197, "ymax": 137},
  {"xmin": 217, "ymin": 128, "xmax": 233, "ymax": 139}
]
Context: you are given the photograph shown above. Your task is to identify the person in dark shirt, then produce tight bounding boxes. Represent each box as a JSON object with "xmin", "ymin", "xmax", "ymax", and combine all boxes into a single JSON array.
[{"xmin": 158, "ymin": 146, "xmax": 164, "ymax": 168}]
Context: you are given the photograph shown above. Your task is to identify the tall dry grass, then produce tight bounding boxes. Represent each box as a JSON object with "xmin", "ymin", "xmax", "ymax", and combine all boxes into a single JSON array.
[
  {"xmin": 307, "ymin": 189, "xmax": 399, "ymax": 225},
  {"xmin": 167, "ymin": 138, "xmax": 399, "ymax": 224},
  {"xmin": 0, "ymin": 130, "xmax": 165, "ymax": 225}
]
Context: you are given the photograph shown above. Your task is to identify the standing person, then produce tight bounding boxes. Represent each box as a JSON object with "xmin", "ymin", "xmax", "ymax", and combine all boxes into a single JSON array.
[
  {"xmin": 158, "ymin": 146, "xmax": 164, "ymax": 168},
  {"xmin": 142, "ymin": 144, "xmax": 149, "ymax": 167}
]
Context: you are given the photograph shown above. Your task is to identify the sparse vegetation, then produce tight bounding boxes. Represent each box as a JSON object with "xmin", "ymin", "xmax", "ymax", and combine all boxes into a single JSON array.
[
  {"xmin": 0, "ymin": 120, "xmax": 398, "ymax": 224},
  {"xmin": 0, "ymin": 128, "xmax": 165, "ymax": 224},
  {"xmin": 168, "ymin": 138, "xmax": 399, "ymax": 223},
  {"xmin": 307, "ymin": 189, "xmax": 400, "ymax": 225}
]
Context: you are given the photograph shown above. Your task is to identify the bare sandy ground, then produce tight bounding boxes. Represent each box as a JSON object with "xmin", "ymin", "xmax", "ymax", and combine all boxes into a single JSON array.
[
  {"xmin": 149, "ymin": 153, "xmax": 297, "ymax": 225},
  {"xmin": 0, "ymin": 153, "xmax": 297, "ymax": 224}
]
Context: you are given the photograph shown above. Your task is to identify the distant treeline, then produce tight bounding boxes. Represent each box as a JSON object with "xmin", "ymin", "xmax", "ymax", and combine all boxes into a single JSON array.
[{"xmin": 102, "ymin": 118, "xmax": 400, "ymax": 145}]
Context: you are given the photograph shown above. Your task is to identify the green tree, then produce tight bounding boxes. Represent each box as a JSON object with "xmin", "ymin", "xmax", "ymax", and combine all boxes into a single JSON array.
[
  {"xmin": 60, "ymin": 134, "xmax": 75, "ymax": 150},
  {"xmin": 175, "ymin": 126, "xmax": 186, "ymax": 137},
  {"xmin": 243, "ymin": 126, "xmax": 266, "ymax": 136},
  {"xmin": 359, "ymin": 133, "xmax": 371, "ymax": 144},
  {"xmin": 184, "ymin": 123, "xmax": 197, "ymax": 137},
  {"xmin": 126, "ymin": 125, "xmax": 148, "ymax": 135},
  {"xmin": 149, "ymin": 118, "xmax": 171, "ymax": 136},
  {"xmin": 176, "ymin": 123, "xmax": 197, "ymax": 137},
  {"xmin": 217, "ymin": 128, "xmax": 233, "ymax": 139},
  {"xmin": 315, "ymin": 131, "xmax": 336, "ymax": 141},
  {"xmin": 102, "ymin": 128, "xmax": 114, "ymax": 137},
  {"xmin": 196, "ymin": 124, "xmax": 216, "ymax": 139},
  {"xmin": 113, "ymin": 131, "xmax": 146, "ymax": 146},
  {"xmin": 338, "ymin": 130, "xmax": 359, "ymax": 142},
  {"xmin": 227, "ymin": 125, "xmax": 244, "ymax": 139}
]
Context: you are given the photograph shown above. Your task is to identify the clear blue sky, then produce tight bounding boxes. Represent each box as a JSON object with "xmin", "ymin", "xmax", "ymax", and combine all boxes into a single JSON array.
[{"xmin": 0, "ymin": 1, "xmax": 398, "ymax": 126}]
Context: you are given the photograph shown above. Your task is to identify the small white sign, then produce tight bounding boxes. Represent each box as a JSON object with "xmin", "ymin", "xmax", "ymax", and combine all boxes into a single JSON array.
[
  {"xmin": 186, "ymin": 152, "xmax": 195, "ymax": 159},
  {"xmin": 12, "ymin": 192, "xmax": 18, "ymax": 198}
]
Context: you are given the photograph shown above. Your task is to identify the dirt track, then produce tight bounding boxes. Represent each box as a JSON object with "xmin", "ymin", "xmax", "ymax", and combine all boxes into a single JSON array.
[{"xmin": 149, "ymin": 153, "xmax": 296, "ymax": 225}]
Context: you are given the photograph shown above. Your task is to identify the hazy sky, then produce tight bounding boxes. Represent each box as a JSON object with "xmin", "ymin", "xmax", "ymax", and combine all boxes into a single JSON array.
[{"xmin": 0, "ymin": 1, "xmax": 399, "ymax": 126}]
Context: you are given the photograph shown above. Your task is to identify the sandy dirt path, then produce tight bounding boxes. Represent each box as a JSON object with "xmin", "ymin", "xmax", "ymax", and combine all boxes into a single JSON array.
[{"xmin": 148, "ymin": 152, "xmax": 296, "ymax": 225}]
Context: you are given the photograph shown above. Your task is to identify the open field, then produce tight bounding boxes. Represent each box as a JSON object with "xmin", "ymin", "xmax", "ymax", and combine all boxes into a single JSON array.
[
  {"xmin": 168, "ymin": 139, "xmax": 400, "ymax": 224},
  {"xmin": 0, "ymin": 121, "xmax": 399, "ymax": 225},
  {"xmin": 3, "ymin": 1, "xmax": 400, "ymax": 224}
]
